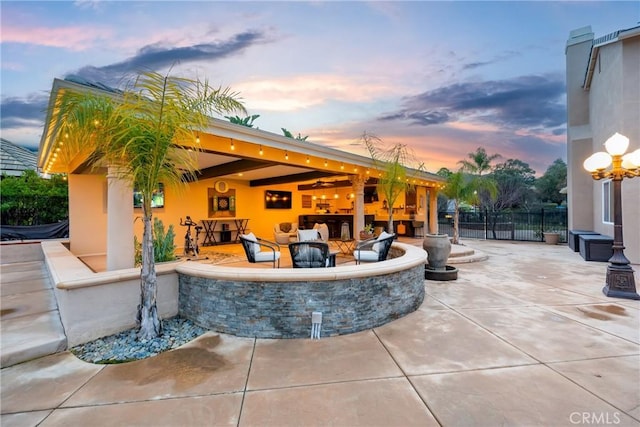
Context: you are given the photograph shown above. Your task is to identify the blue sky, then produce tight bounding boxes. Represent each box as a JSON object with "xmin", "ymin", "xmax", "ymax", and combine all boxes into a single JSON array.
[{"xmin": 1, "ymin": 1, "xmax": 638, "ymax": 175}]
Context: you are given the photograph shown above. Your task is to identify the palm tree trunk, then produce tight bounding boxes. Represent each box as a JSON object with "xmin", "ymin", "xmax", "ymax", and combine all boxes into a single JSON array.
[
  {"xmin": 137, "ymin": 207, "xmax": 161, "ymax": 339},
  {"xmin": 452, "ymin": 200, "xmax": 460, "ymax": 245}
]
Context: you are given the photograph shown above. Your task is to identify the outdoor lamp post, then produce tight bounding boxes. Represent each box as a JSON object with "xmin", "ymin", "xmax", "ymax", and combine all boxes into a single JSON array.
[{"xmin": 583, "ymin": 132, "xmax": 640, "ymax": 300}]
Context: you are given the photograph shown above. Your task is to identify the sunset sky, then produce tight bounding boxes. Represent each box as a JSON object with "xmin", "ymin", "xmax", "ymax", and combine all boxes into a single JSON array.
[{"xmin": 1, "ymin": 1, "xmax": 638, "ymax": 175}]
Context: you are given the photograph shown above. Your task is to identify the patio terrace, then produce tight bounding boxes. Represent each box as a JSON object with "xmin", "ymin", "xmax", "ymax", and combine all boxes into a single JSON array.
[{"xmin": 1, "ymin": 239, "xmax": 639, "ymax": 426}]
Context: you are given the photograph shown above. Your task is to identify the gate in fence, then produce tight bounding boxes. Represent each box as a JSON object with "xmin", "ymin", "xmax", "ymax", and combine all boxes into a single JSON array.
[{"xmin": 437, "ymin": 208, "xmax": 568, "ymax": 242}]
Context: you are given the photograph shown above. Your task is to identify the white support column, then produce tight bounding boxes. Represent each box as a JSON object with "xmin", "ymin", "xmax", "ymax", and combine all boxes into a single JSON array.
[
  {"xmin": 351, "ymin": 175, "xmax": 367, "ymax": 237},
  {"xmin": 428, "ymin": 188, "xmax": 439, "ymax": 235},
  {"xmin": 106, "ymin": 167, "xmax": 134, "ymax": 271}
]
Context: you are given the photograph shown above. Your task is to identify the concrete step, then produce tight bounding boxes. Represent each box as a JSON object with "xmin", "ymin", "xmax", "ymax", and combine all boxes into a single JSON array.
[
  {"xmin": 399, "ymin": 238, "xmax": 488, "ymax": 264},
  {"xmin": 1, "ymin": 244, "xmax": 68, "ymax": 367},
  {"xmin": 1, "ymin": 312, "xmax": 67, "ymax": 367},
  {"xmin": 447, "ymin": 243, "xmax": 488, "ymax": 264}
]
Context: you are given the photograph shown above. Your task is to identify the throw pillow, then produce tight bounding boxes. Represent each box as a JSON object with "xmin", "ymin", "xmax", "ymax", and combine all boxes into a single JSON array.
[
  {"xmin": 298, "ymin": 229, "xmax": 319, "ymax": 242},
  {"xmin": 280, "ymin": 223, "xmax": 292, "ymax": 233},
  {"xmin": 373, "ymin": 231, "xmax": 393, "ymax": 252},
  {"xmin": 242, "ymin": 232, "xmax": 260, "ymax": 254}
]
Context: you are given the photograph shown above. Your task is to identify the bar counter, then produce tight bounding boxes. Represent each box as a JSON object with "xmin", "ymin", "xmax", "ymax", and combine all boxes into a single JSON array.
[{"xmin": 299, "ymin": 214, "xmax": 424, "ymax": 238}]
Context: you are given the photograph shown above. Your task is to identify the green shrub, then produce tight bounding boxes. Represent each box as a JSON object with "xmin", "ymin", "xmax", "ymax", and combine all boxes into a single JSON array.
[
  {"xmin": 134, "ymin": 218, "xmax": 177, "ymax": 266},
  {"xmin": 0, "ymin": 170, "xmax": 68, "ymax": 225}
]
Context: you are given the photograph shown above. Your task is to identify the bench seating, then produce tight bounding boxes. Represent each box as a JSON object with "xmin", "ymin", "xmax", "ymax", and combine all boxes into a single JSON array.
[
  {"xmin": 569, "ymin": 230, "xmax": 599, "ymax": 252},
  {"xmin": 579, "ymin": 234, "xmax": 613, "ymax": 262}
]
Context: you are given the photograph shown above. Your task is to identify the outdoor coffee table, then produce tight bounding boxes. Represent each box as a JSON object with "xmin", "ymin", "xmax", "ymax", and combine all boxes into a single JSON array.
[{"xmin": 332, "ymin": 239, "xmax": 356, "ymax": 254}]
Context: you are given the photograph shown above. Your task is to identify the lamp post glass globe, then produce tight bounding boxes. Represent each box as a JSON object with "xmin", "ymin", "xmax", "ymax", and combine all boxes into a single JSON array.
[
  {"xmin": 604, "ymin": 132, "xmax": 630, "ymax": 156},
  {"xmin": 622, "ymin": 149, "xmax": 640, "ymax": 169},
  {"xmin": 583, "ymin": 152, "xmax": 612, "ymax": 172}
]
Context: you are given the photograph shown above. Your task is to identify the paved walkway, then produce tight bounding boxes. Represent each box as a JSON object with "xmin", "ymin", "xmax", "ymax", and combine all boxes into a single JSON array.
[{"xmin": 1, "ymin": 240, "xmax": 639, "ymax": 426}]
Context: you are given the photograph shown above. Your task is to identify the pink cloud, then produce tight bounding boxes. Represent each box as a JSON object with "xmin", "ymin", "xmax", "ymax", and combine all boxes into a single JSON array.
[
  {"xmin": 2, "ymin": 24, "xmax": 112, "ymax": 51},
  {"xmin": 237, "ymin": 75, "xmax": 398, "ymax": 112}
]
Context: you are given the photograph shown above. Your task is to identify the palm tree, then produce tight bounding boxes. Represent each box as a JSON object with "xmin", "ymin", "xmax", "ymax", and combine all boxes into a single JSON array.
[
  {"xmin": 54, "ymin": 71, "xmax": 246, "ymax": 339},
  {"xmin": 225, "ymin": 114, "xmax": 260, "ymax": 128},
  {"xmin": 361, "ymin": 132, "xmax": 425, "ymax": 234},
  {"xmin": 441, "ymin": 171, "xmax": 497, "ymax": 244},
  {"xmin": 459, "ymin": 147, "xmax": 501, "ymax": 176},
  {"xmin": 281, "ymin": 128, "xmax": 309, "ymax": 141}
]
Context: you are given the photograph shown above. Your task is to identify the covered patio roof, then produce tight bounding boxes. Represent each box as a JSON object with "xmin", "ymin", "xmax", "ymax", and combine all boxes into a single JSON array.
[{"xmin": 38, "ymin": 77, "xmax": 445, "ymax": 190}]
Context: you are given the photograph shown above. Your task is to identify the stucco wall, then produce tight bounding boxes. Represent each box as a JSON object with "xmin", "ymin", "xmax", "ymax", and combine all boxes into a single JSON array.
[
  {"xmin": 587, "ymin": 38, "xmax": 640, "ymax": 263},
  {"xmin": 68, "ymin": 174, "xmax": 107, "ymax": 257},
  {"xmin": 42, "ymin": 241, "xmax": 179, "ymax": 347},
  {"xmin": 566, "ymin": 28, "xmax": 640, "ymax": 263}
]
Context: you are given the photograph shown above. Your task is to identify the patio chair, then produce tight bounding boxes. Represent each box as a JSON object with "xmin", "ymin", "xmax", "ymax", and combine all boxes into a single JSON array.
[
  {"xmin": 239, "ymin": 233, "xmax": 281, "ymax": 268},
  {"xmin": 313, "ymin": 223, "xmax": 330, "ymax": 242},
  {"xmin": 297, "ymin": 228, "xmax": 321, "ymax": 242},
  {"xmin": 354, "ymin": 231, "xmax": 395, "ymax": 265},
  {"xmin": 274, "ymin": 222, "xmax": 298, "ymax": 244},
  {"xmin": 289, "ymin": 241, "xmax": 330, "ymax": 268}
]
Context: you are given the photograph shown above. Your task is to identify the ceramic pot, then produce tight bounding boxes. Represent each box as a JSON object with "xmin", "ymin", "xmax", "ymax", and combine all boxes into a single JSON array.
[
  {"xmin": 359, "ymin": 231, "xmax": 374, "ymax": 240},
  {"xmin": 543, "ymin": 232, "xmax": 560, "ymax": 245},
  {"xmin": 423, "ymin": 233, "xmax": 451, "ymax": 271}
]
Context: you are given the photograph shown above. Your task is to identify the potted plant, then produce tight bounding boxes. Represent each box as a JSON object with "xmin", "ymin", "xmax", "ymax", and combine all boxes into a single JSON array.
[
  {"xmin": 542, "ymin": 230, "xmax": 561, "ymax": 245},
  {"xmin": 359, "ymin": 224, "xmax": 374, "ymax": 240}
]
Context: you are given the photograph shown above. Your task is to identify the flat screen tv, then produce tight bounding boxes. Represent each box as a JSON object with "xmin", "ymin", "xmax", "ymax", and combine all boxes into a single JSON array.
[
  {"xmin": 364, "ymin": 186, "xmax": 379, "ymax": 203},
  {"xmin": 133, "ymin": 183, "xmax": 165, "ymax": 208},
  {"xmin": 265, "ymin": 190, "xmax": 292, "ymax": 209}
]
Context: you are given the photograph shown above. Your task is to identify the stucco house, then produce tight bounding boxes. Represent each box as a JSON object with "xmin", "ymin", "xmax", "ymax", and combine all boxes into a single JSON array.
[
  {"xmin": 37, "ymin": 77, "xmax": 445, "ymax": 271},
  {"xmin": 565, "ymin": 25, "xmax": 640, "ymax": 264}
]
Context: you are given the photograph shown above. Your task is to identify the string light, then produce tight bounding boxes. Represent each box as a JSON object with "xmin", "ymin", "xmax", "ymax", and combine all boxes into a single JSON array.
[
  {"xmin": 340, "ymin": 163, "xmax": 344, "ymax": 170},
  {"xmin": 324, "ymin": 159, "xmax": 328, "ymax": 167},
  {"xmin": 230, "ymin": 139, "xmax": 235, "ymax": 150},
  {"xmin": 306, "ymin": 156, "xmax": 310, "ymax": 164},
  {"xmin": 285, "ymin": 151, "xmax": 289, "ymax": 160},
  {"xmin": 259, "ymin": 145, "xmax": 263, "ymax": 156},
  {"xmin": 196, "ymin": 134, "xmax": 200, "ymax": 144}
]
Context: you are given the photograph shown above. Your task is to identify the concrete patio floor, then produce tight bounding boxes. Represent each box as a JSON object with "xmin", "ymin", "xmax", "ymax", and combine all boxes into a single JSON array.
[{"xmin": 1, "ymin": 239, "xmax": 639, "ymax": 426}]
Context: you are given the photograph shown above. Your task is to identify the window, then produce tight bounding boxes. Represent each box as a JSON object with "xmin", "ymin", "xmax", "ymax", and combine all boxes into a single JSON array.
[
  {"xmin": 133, "ymin": 183, "xmax": 164, "ymax": 208},
  {"xmin": 602, "ymin": 180, "xmax": 613, "ymax": 224}
]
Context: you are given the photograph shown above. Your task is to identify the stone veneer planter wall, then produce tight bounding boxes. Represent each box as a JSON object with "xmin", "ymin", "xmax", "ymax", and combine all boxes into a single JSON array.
[{"xmin": 177, "ymin": 243, "xmax": 426, "ymax": 338}]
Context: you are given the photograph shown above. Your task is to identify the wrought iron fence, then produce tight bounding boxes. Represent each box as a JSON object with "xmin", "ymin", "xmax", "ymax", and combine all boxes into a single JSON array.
[{"xmin": 437, "ymin": 208, "xmax": 568, "ymax": 243}]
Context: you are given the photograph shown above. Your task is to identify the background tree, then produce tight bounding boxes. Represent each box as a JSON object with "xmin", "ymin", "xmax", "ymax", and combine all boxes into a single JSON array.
[
  {"xmin": 55, "ymin": 71, "xmax": 245, "ymax": 339},
  {"xmin": 361, "ymin": 132, "xmax": 425, "ymax": 233},
  {"xmin": 436, "ymin": 167, "xmax": 453, "ymax": 213},
  {"xmin": 459, "ymin": 147, "xmax": 501, "ymax": 176},
  {"xmin": 0, "ymin": 170, "xmax": 68, "ymax": 225},
  {"xmin": 441, "ymin": 170, "xmax": 497, "ymax": 244},
  {"xmin": 459, "ymin": 146, "xmax": 500, "ymax": 213},
  {"xmin": 483, "ymin": 159, "xmax": 536, "ymax": 211},
  {"xmin": 536, "ymin": 158, "xmax": 567, "ymax": 206}
]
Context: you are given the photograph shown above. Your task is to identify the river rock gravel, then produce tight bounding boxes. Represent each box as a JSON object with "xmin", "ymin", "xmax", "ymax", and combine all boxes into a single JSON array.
[{"xmin": 70, "ymin": 317, "xmax": 208, "ymax": 364}]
